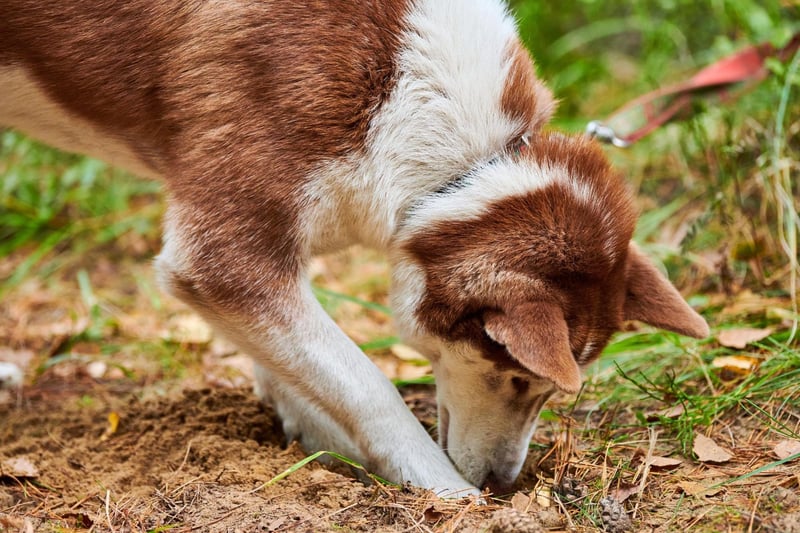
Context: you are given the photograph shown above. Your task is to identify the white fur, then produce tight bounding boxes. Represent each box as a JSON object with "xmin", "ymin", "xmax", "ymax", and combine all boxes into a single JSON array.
[
  {"xmin": 432, "ymin": 341, "xmax": 553, "ymax": 489},
  {"xmin": 402, "ymin": 157, "xmax": 608, "ymax": 235},
  {"xmin": 302, "ymin": 0, "xmax": 524, "ymax": 253},
  {"xmin": 387, "ymin": 253, "xmax": 430, "ymax": 345}
]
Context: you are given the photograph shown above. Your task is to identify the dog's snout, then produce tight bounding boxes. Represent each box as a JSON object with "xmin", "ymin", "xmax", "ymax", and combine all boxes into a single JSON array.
[{"xmin": 484, "ymin": 470, "xmax": 514, "ymax": 496}]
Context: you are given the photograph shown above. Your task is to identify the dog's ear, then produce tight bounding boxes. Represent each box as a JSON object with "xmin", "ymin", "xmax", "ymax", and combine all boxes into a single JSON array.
[
  {"xmin": 624, "ymin": 243, "xmax": 710, "ymax": 338},
  {"xmin": 484, "ymin": 302, "xmax": 582, "ymax": 393}
]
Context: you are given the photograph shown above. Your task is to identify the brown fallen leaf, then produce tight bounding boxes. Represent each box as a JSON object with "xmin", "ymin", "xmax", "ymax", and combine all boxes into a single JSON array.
[
  {"xmin": 645, "ymin": 404, "xmax": 685, "ymax": 421},
  {"xmin": 679, "ymin": 481, "xmax": 723, "ymax": 497},
  {"xmin": 773, "ymin": 440, "xmax": 800, "ymax": 460},
  {"xmin": 390, "ymin": 344, "xmax": 427, "ymax": 362},
  {"xmin": 647, "ymin": 456, "xmax": 682, "ymax": 469},
  {"xmin": 610, "ymin": 484, "xmax": 640, "ymax": 503},
  {"xmin": 721, "ymin": 290, "xmax": 788, "ymax": 317},
  {"xmin": 510, "ymin": 491, "xmax": 532, "ymax": 512},
  {"xmin": 1, "ymin": 456, "xmax": 39, "ymax": 478},
  {"xmin": 717, "ymin": 328, "xmax": 773, "ymax": 349},
  {"xmin": 693, "ymin": 434, "xmax": 733, "ymax": 463},
  {"xmin": 711, "ymin": 355, "xmax": 760, "ymax": 376}
]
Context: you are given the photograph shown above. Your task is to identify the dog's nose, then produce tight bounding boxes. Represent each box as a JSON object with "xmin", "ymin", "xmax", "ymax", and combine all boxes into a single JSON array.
[{"xmin": 484, "ymin": 470, "xmax": 514, "ymax": 496}]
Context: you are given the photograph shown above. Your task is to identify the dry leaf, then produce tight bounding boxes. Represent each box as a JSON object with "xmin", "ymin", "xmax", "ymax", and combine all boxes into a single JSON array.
[
  {"xmin": 645, "ymin": 404, "xmax": 685, "ymax": 421},
  {"xmin": 100, "ymin": 412, "xmax": 120, "ymax": 442},
  {"xmin": 165, "ymin": 314, "xmax": 213, "ymax": 344},
  {"xmin": 374, "ymin": 355, "xmax": 431, "ymax": 381},
  {"xmin": 773, "ymin": 440, "xmax": 800, "ymax": 460},
  {"xmin": 717, "ymin": 328, "xmax": 773, "ymax": 349},
  {"xmin": 721, "ymin": 290, "xmax": 788, "ymax": 317},
  {"xmin": 610, "ymin": 484, "xmax": 640, "ymax": 503},
  {"xmin": 390, "ymin": 344, "xmax": 426, "ymax": 362},
  {"xmin": 510, "ymin": 491, "xmax": 531, "ymax": 512},
  {"xmin": 647, "ymin": 456, "xmax": 682, "ymax": 469},
  {"xmin": 711, "ymin": 355, "xmax": 759, "ymax": 376},
  {"xmin": 693, "ymin": 434, "xmax": 733, "ymax": 463},
  {"xmin": 395, "ymin": 362, "xmax": 431, "ymax": 381},
  {"xmin": 679, "ymin": 481, "xmax": 723, "ymax": 497},
  {"xmin": 1, "ymin": 456, "xmax": 39, "ymax": 478},
  {"xmin": 533, "ymin": 485, "xmax": 552, "ymax": 508}
]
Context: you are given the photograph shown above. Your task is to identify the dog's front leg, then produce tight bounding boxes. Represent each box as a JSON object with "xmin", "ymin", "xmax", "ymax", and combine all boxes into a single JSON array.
[
  {"xmin": 156, "ymin": 207, "xmax": 476, "ymax": 497},
  {"xmin": 247, "ymin": 286, "xmax": 478, "ymax": 497}
]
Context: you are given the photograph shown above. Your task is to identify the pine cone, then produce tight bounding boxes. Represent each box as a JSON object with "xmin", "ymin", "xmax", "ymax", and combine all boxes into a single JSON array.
[
  {"xmin": 486, "ymin": 508, "xmax": 545, "ymax": 533},
  {"xmin": 599, "ymin": 496, "xmax": 633, "ymax": 533}
]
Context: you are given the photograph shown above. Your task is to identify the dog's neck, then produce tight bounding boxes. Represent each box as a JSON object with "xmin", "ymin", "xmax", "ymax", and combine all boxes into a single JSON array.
[{"xmin": 294, "ymin": 0, "xmax": 554, "ymax": 256}]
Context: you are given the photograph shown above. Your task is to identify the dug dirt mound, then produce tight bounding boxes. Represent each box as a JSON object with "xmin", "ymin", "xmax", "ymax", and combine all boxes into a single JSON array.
[{"xmin": 0, "ymin": 386, "xmax": 492, "ymax": 532}]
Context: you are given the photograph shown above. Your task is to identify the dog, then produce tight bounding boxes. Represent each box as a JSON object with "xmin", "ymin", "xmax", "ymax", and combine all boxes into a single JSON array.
[{"xmin": 1, "ymin": 0, "xmax": 709, "ymax": 497}]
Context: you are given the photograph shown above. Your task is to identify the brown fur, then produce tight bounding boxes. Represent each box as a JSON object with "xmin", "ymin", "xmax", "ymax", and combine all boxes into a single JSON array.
[
  {"xmin": 501, "ymin": 40, "xmax": 556, "ymax": 133},
  {"xmin": 485, "ymin": 301, "xmax": 580, "ymax": 392},
  {"xmin": 405, "ymin": 134, "xmax": 637, "ymax": 375},
  {"xmin": 624, "ymin": 244, "xmax": 710, "ymax": 338},
  {"xmin": 4, "ymin": 0, "xmax": 410, "ymax": 318}
]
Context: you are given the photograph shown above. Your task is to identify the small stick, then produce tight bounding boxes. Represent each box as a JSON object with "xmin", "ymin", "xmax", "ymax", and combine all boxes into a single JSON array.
[{"xmin": 105, "ymin": 489, "xmax": 116, "ymax": 533}]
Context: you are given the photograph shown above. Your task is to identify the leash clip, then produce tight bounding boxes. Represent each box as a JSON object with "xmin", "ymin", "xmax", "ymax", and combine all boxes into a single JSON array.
[{"xmin": 585, "ymin": 121, "xmax": 631, "ymax": 148}]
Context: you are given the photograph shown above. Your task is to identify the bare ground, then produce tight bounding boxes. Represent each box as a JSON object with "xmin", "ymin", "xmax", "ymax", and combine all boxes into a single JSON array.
[{"xmin": 1, "ymin": 247, "xmax": 799, "ymax": 532}]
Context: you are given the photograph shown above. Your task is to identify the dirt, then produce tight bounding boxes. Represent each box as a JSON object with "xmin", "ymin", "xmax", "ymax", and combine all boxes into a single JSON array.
[{"xmin": 1, "ymin": 380, "xmax": 503, "ymax": 532}]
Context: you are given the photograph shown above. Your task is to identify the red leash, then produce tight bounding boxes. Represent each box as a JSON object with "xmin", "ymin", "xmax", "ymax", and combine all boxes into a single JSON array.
[{"xmin": 587, "ymin": 33, "xmax": 800, "ymax": 147}]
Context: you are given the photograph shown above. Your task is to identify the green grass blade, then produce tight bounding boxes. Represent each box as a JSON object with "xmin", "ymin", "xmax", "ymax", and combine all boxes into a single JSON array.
[
  {"xmin": 312, "ymin": 286, "xmax": 392, "ymax": 315},
  {"xmin": 358, "ymin": 336, "xmax": 400, "ymax": 351},
  {"xmin": 710, "ymin": 452, "xmax": 800, "ymax": 489},
  {"xmin": 393, "ymin": 375, "xmax": 435, "ymax": 387},
  {"xmin": 0, "ymin": 229, "xmax": 67, "ymax": 295},
  {"xmin": 252, "ymin": 450, "xmax": 398, "ymax": 493}
]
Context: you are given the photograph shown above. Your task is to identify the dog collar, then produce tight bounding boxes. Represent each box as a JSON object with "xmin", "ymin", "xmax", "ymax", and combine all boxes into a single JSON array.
[{"xmin": 433, "ymin": 132, "xmax": 531, "ymax": 196}]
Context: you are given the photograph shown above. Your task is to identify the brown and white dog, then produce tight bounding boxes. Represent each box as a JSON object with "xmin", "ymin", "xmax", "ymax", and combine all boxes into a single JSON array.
[{"xmin": 1, "ymin": 0, "xmax": 708, "ymax": 496}]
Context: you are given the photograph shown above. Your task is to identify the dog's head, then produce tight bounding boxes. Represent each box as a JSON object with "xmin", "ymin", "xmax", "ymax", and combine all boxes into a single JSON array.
[{"xmin": 390, "ymin": 132, "xmax": 708, "ymax": 492}]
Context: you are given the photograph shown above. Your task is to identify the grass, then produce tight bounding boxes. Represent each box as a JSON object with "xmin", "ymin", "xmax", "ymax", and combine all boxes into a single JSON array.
[
  {"xmin": 1, "ymin": 1, "xmax": 799, "ymax": 531},
  {"xmin": 0, "ymin": 129, "xmax": 161, "ymax": 295}
]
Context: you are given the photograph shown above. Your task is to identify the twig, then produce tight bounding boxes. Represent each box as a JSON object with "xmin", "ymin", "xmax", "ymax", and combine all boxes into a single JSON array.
[
  {"xmin": 441, "ymin": 497, "xmax": 482, "ymax": 533},
  {"xmin": 747, "ymin": 486, "xmax": 767, "ymax": 533},
  {"xmin": 632, "ymin": 427, "xmax": 658, "ymax": 519},
  {"xmin": 175, "ymin": 440, "xmax": 193, "ymax": 475},
  {"xmin": 162, "ymin": 439, "xmax": 194, "ymax": 492},
  {"xmin": 553, "ymin": 488, "xmax": 576, "ymax": 530},
  {"xmin": 105, "ymin": 489, "xmax": 116, "ymax": 533}
]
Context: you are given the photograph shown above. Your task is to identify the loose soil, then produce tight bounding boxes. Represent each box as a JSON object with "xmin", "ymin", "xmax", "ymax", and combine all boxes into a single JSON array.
[{"xmin": 1, "ymin": 382, "xmax": 501, "ymax": 532}]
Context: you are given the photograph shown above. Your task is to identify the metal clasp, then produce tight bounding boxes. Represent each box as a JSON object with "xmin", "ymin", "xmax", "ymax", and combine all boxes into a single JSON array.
[{"xmin": 586, "ymin": 121, "xmax": 631, "ymax": 148}]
